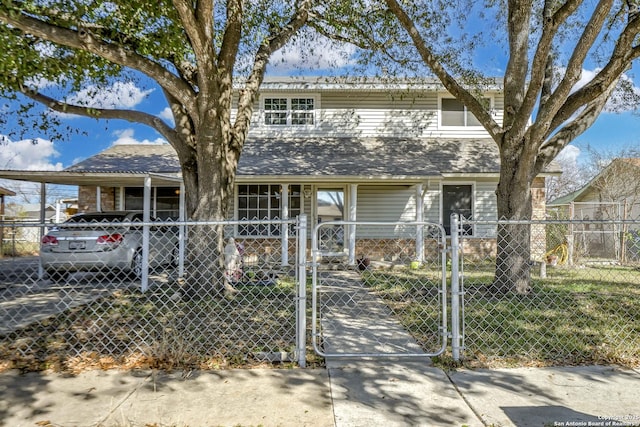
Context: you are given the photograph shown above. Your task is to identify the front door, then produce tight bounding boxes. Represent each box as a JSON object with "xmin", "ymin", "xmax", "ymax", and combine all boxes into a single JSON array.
[{"xmin": 316, "ymin": 188, "xmax": 345, "ymax": 254}]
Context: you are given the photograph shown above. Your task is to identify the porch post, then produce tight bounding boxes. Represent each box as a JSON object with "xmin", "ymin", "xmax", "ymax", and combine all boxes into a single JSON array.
[
  {"xmin": 281, "ymin": 184, "xmax": 289, "ymax": 266},
  {"xmin": 118, "ymin": 186, "xmax": 125, "ymax": 210},
  {"xmin": 348, "ymin": 184, "xmax": 358, "ymax": 265},
  {"xmin": 416, "ymin": 184, "xmax": 425, "ymax": 263},
  {"xmin": 141, "ymin": 176, "xmax": 151, "ymax": 292},
  {"xmin": 95, "ymin": 186, "xmax": 101, "ymax": 212}
]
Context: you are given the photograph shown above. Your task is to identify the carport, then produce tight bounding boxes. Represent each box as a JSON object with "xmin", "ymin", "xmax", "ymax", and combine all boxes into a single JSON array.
[{"xmin": 0, "ymin": 170, "xmax": 186, "ymax": 291}]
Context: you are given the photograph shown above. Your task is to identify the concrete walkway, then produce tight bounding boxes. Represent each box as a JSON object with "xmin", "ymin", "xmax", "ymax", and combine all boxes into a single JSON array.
[
  {"xmin": 318, "ymin": 271, "xmax": 478, "ymax": 426},
  {"xmin": 317, "ymin": 270, "xmax": 430, "ymax": 356}
]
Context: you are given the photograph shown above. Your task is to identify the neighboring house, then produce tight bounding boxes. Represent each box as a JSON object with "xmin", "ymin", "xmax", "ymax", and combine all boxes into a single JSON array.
[
  {"xmin": 0, "ymin": 77, "xmax": 559, "ymax": 261},
  {"xmin": 549, "ymin": 158, "xmax": 640, "ymax": 261},
  {"xmin": 0, "ymin": 203, "xmax": 57, "ymax": 250},
  {"xmin": 4, "ymin": 203, "xmax": 58, "ymax": 222},
  {"xmin": 549, "ymin": 158, "xmax": 640, "ymax": 220},
  {"xmin": 0, "ymin": 186, "xmax": 17, "ymax": 257}
]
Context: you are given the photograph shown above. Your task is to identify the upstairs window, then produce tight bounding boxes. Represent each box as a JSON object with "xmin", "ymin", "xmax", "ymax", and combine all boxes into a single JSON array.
[
  {"xmin": 291, "ymin": 98, "xmax": 315, "ymax": 125},
  {"xmin": 263, "ymin": 96, "xmax": 316, "ymax": 126},
  {"xmin": 264, "ymin": 98, "xmax": 288, "ymax": 125},
  {"xmin": 441, "ymin": 98, "xmax": 484, "ymax": 127}
]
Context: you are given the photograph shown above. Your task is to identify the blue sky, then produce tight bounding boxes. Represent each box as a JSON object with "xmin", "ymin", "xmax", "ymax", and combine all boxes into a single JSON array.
[{"xmin": 1, "ymin": 30, "xmax": 639, "ymax": 201}]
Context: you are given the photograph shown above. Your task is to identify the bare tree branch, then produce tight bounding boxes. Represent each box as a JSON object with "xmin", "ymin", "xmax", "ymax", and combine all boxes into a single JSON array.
[
  {"xmin": 0, "ymin": 5, "xmax": 198, "ymax": 120},
  {"xmin": 232, "ymin": 0, "xmax": 315, "ymax": 157},
  {"xmin": 384, "ymin": 0, "xmax": 502, "ymax": 139},
  {"xmin": 545, "ymin": 15, "xmax": 640, "ymax": 135},
  {"xmin": 536, "ymin": 81, "xmax": 617, "ymax": 174},
  {"xmin": 21, "ymin": 87, "xmax": 180, "ymax": 144},
  {"xmin": 502, "ymin": 0, "xmax": 533, "ymax": 134},
  {"xmin": 531, "ymin": 0, "xmax": 614, "ymax": 145},
  {"xmin": 218, "ymin": 0, "xmax": 244, "ymax": 78},
  {"xmin": 516, "ymin": 0, "xmax": 581, "ymax": 133}
]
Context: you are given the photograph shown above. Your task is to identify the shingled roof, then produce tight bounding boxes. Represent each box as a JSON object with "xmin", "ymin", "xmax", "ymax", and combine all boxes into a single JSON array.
[
  {"xmin": 66, "ymin": 144, "xmax": 181, "ymax": 174},
  {"xmin": 65, "ymin": 137, "xmax": 510, "ymax": 178}
]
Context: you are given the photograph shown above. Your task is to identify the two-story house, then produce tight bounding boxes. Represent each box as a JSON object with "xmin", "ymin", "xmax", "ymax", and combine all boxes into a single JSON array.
[{"xmin": 0, "ymin": 77, "xmax": 557, "ymax": 262}]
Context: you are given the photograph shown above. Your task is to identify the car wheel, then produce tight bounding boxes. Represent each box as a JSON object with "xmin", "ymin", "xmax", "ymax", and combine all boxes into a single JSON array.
[
  {"xmin": 130, "ymin": 249, "xmax": 143, "ymax": 279},
  {"xmin": 47, "ymin": 270, "xmax": 68, "ymax": 283}
]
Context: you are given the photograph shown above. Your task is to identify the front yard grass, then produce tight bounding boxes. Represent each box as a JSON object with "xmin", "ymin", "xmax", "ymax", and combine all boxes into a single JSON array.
[
  {"xmin": 363, "ymin": 264, "xmax": 640, "ymax": 368},
  {"xmin": 0, "ymin": 276, "xmax": 305, "ymax": 373}
]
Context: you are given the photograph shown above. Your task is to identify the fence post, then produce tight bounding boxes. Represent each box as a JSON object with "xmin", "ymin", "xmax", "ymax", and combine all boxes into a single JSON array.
[
  {"xmin": 281, "ymin": 184, "xmax": 289, "ymax": 267},
  {"xmin": 296, "ymin": 214, "xmax": 308, "ymax": 367},
  {"xmin": 567, "ymin": 202, "xmax": 575, "ymax": 266},
  {"xmin": 141, "ymin": 176, "xmax": 151, "ymax": 292},
  {"xmin": 450, "ymin": 214, "xmax": 462, "ymax": 362},
  {"xmin": 38, "ymin": 182, "xmax": 46, "ymax": 280}
]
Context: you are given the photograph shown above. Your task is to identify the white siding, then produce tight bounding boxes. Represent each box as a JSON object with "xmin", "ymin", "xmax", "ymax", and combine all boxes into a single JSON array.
[
  {"xmin": 474, "ymin": 180, "xmax": 499, "ymax": 237},
  {"xmin": 245, "ymin": 90, "xmax": 501, "ymax": 139},
  {"xmin": 356, "ymin": 185, "xmax": 417, "ymax": 238},
  {"xmin": 474, "ymin": 180, "xmax": 498, "ymax": 221},
  {"xmin": 357, "ymin": 185, "xmax": 416, "ymax": 221},
  {"xmin": 424, "ymin": 180, "xmax": 441, "ymax": 224}
]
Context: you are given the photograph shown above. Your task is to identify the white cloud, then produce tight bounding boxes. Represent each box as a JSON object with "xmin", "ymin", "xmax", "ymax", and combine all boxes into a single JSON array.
[
  {"xmin": 111, "ymin": 128, "xmax": 166, "ymax": 145},
  {"xmin": 66, "ymin": 81, "xmax": 154, "ymax": 110},
  {"xmin": 0, "ymin": 135, "xmax": 63, "ymax": 171},
  {"xmin": 268, "ymin": 35, "xmax": 357, "ymax": 74},
  {"xmin": 556, "ymin": 144, "xmax": 581, "ymax": 167},
  {"xmin": 159, "ymin": 107, "xmax": 175, "ymax": 124}
]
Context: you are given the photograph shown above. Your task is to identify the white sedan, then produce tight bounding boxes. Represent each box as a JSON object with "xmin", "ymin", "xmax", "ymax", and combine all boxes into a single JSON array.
[{"xmin": 40, "ymin": 211, "xmax": 179, "ymax": 282}]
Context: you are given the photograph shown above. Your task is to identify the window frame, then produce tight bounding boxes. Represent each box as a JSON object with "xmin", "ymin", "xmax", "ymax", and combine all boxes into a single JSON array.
[
  {"xmin": 260, "ymin": 94, "xmax": 319, "ymax": 128},
  {"xmin": 235, "ymin": 184, "xmax": 303, "ymax": 237},
  {"xmin": 438, "ymin": 95, "xmax": 492, "ymax": 129},
  {"xmin": 122, "ymin": 186, "xmax": 180, "ymax": 220},
  {"xmin": 440, "ymin": 182, "xmax": 475, "ymax": 236}
]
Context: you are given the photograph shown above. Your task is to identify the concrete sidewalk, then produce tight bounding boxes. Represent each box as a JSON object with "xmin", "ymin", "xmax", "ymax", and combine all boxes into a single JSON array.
[
  {"xmin": 1, "ymin": 364, "xmax": 639, "ymax": 426},
  {"xmin": 0, "ymin": 368, "xmax": 333, "ymax": 427}
]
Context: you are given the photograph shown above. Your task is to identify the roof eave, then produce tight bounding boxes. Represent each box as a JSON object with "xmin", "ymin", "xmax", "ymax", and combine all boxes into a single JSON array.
[
  {"xmin": 235, "ymin": 174, "xmax": 443, "ymax": 183},
  {"xmin": 0, "ymin": 171, "xmax": 182, "ymax": 186}
]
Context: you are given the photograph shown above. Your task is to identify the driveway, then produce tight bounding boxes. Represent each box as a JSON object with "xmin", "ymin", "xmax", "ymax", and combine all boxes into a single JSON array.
[{"xmin": 0, "ymin": 256, "xmax": 168, "ymax": 335}]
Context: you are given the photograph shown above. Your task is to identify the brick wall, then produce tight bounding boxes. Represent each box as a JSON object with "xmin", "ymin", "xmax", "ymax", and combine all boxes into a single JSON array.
[{"xmin": 78, "ymin": 186, "xmax": 116, "ymax": 212}]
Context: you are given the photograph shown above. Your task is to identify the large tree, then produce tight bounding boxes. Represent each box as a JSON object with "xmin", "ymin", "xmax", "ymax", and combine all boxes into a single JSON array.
[
  {"xmin": 0, "ymin": 0, "xmax": 313, "ymax": 221},
  {"xmin": 0, "ymin": 0, "xmax": 315, "ymax": 294},
  {"xmin": 315, "ymin": 0, "xmax": 640, "ymax": 293}
]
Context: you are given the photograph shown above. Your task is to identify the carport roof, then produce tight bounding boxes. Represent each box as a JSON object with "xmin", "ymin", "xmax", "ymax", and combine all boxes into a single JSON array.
[
  {"xmin": 0, "ymin": 137, "xmax": 560, "ymax": 186},
  {"xmin": 0, "ymin": 186, "xmax": 16, "ymax": 196}
]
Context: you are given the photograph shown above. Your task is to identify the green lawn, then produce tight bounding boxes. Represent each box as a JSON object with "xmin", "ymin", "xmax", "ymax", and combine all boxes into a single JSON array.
[{"xmin": 362, "ymin": 264, "xmax": 640, "ymax": 368}]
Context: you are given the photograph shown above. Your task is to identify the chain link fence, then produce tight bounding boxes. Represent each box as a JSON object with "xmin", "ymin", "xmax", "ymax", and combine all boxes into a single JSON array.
[
  {"xmin": 0, "ymin": 217, "xmax": 303, "ymax": 372},
  {"xmin": 0, "ymin": 219, "xmax": 42, "ymax": 258},
  {"xmin": 459, "ymin": 217, "xmax": 640, "ymax": 367},
  {"xmin": 2, "ymin": 215, "xmax": 639, "ymax": 371}
]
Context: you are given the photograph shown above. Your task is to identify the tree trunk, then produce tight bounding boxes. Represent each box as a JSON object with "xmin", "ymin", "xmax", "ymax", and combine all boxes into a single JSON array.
[
  {"xmin": 177, "ymin": 131, "xmax": 239, "ymax": 299},
  {"xmin": 494, "ymin": 147, "xmax": 535, "ymax": 295}
]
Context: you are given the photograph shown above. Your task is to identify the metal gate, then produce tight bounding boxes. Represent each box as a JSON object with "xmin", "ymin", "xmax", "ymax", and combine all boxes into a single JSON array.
[{"xmin": 310, "ymin": 220, "xmax": 448, "ymax": 358}]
